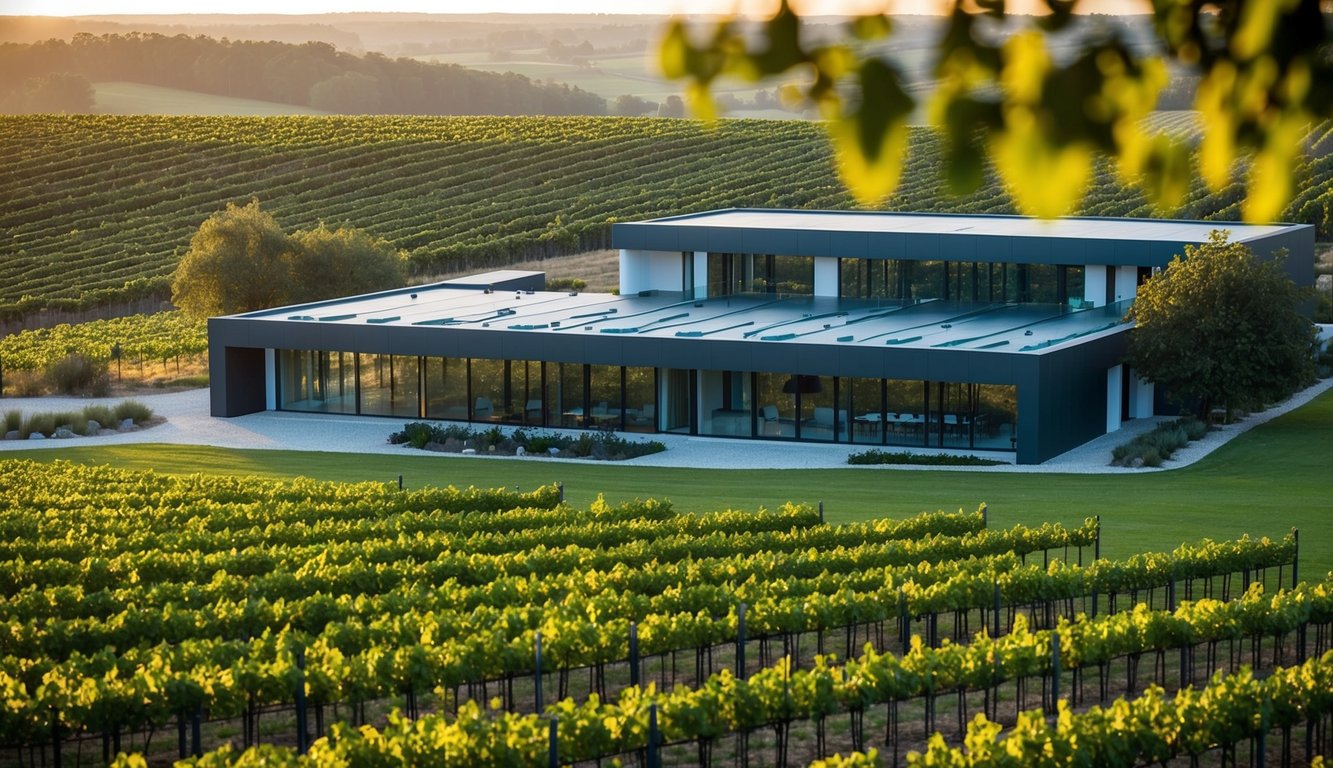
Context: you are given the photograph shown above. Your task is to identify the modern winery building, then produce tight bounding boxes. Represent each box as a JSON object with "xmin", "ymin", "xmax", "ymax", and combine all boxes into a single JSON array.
[{"xmin": 208, "ymin": 209, "xmax": 1314, "ymax": 463}]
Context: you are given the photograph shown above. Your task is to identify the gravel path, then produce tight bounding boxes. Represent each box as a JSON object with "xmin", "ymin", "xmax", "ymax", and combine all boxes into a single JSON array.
[{"xmin": 1, "ymin": 376, "xmax": 1329, "ymax": 472}]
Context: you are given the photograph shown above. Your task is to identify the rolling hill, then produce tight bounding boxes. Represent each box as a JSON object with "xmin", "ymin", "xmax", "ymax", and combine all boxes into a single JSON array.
[{"xmin": 1, "ymin": 114, "xmax": 1329, "ymax": 321}]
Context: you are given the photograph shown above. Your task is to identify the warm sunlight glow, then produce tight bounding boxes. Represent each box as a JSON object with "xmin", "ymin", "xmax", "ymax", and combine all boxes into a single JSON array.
[{"xmin": 11, "ymin": 0, "xmax": 1149, "ymax": 17}]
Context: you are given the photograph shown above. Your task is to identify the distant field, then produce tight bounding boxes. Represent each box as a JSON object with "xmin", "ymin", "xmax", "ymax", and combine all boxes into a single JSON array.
[
  {"xmin": 93, "ymin": 81, "xmax": 329, "ymax": 116},
  {"xmin": 417, "ymin": 49, "xmax": 783, "ymax": 109},
  {"xmin": 1, "ymin": 114, "xmax": 1329, "ymax": 319}
]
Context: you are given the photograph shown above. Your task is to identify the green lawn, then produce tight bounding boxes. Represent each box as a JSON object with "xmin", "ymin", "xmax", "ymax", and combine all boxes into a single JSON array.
[{"xmin": 7, "ymin": 388, "xmax": 1331, "ymax": 575}]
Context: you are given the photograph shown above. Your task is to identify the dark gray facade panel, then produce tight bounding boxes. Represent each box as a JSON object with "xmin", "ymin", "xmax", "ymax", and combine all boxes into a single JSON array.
[
  {"xmin": 980, "ymin": 237, "xmax": 1014, "ymax": 264},
  {"xmin": 1015, "ymin": 367, "xmax": 1042, "ymax": 465},
  {"xmin": 1084, "ymin": 239, "xmax": 1116, "ymax": 263},
  {"xmin": 828, "ymin": 231, "xmax": 869, "ymax": 259},
  {"xmin": 882, "ymin": 347, "xmax": 930, "ymax": 380},
  {"xmin": 442, "ymin": 273, "xmax": 545, "ymax": 291},
  {"xmin": 273, "ymin": 322, "xmax": 324, "ymax": 351},
  {"xmin": 1264, "ymin": 227, "xmax": 1316, "ymax": 288},
  {"xmin": 612, "ymin": 223, "xmax": 679, "ymax": 252},
  {"xmin": 210, "ymin": 345, "xmax": 265, "ymax": 417},
  {"xmin": 922, "ymin": 351, "xmax": 972, "ymax": 383},
  {"xmin": 796, "ymin": 228, "xmax": 832, "ymax": 257},
  {"xmin": 745, "ymin": 228, "xmax": 794, "ymax": 255},
  {"xmin": 1022, "ymin": 237, "xmax": 1053, "ymax": 265},
  {"xmin": 1117, "ymin": 240, "xmax": 1151, "ymax": 265},
  {"xmin": 905, "ymin": 233, "xmax": 939, "ymax": 261},
  {"xmin": 942, "ymin": 235, "xmax": 979, "ymax": 263},
  {"xmin": 868, "ymin": 232, "xmax": 907, "ymax": 260},
  {"xmin": 1055, "ymin": 237, "xmax": 1087, "ymax": 265},
  {"xmin": 709, "ymin": 227, "xmax": 746, "ymax": 254},
  {"xmin": 1030, "ymin": 333, "xmax": 1127, "ymax": 463}
]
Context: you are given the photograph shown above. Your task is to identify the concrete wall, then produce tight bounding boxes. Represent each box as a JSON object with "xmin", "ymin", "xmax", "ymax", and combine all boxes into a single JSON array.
[{"xmin": 619, "ymin": 249, "xmax": 682, "ymax": 295}]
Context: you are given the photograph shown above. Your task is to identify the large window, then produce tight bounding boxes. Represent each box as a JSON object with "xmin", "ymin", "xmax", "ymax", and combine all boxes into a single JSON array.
[
  {"xmin": 708, "ymin": 253, "xmax": 814, "ymax": 296},
  {"xmin": 358, "ymin": 353, "xmax": 418, "ymax": 418},
  {"xmin": 468, "ymin": 358, "xmax": 505, "ymax": 423},
  {"xmin": 839, "ymin": 259, "xmax": 1084, "ymax": 307},
  {"xmin": 589, "ymin": 364, "xmax": 623, "ymax": 430},
  {"xmin": 754, "ymin": 371, "xmax": 795, "ymax": 438},
  {"xmin": 624, "ymin": 366, "xmax": 657, "ymax": 433},
  {"xmin": 662, "ymin": 368, "xmax": 693, "ymax": 434},
  {"xmin": 798, "ymin": 375, "xmax": 838, "ymax": 442},
  {"xmin": 512, "ymin": 360, "xmax": 544, "ymax": 426},
  {"xmin": 547, "ymin": 362, "xmax": 585, "ymax": 428},
  {"xmin": 885, "ymin": 379, "xmax": 927, "ymax": 446},
  {"xmin": 976, "ymin": 384, "xmax": 1018, "ymax": 451},
  {"xmin": 278, "ymin": 349, "xmax": 355, "ymax": 414},
  {"xmin": 424, "ymin": 357, "xmax": 468, "ymax": 421},
  {"xmin": 844, "ymin": 377, "xmax": 884, "ymax": 445}
]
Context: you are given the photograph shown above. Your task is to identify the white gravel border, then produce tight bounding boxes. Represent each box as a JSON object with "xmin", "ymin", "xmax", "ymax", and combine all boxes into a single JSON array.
[{"xmin": 1, "ymin": 372, "xmax": 1328, "ymax": 472}]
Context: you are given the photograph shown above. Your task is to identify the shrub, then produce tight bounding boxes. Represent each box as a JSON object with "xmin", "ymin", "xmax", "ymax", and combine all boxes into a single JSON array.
[
  {"xmin": 546, "ymin": 277, "xmax": 587, "ymax": 292},
  {"xmin": 3, "ymin": 410, "xmax": 19, "ymax": 433},
  {"xmin": 20, "ymin": 412, "xmax": 55, "ymax": 439},
  {"xmin": 1110, "ymin": 417, "xmax": 1206, "ymax": 467},
  {"xmin": 45, "ymin": 353, "xmax": 109, "ymax": 396},
  {"xmin": 847, "ymin": 449, "xmax": 1006, "ymax": 466},
  {"xmin": 48, "ymin": 410, "xmax": 88, "ymax": 435},
  {"xmin": 388, "ymin": 422, "xmax": 665, "ymax": 460},
  {"xmin": 81, "ymin": 404, "xmax": 116, "ymax": 429},
  {"xmin": 6, "ymin": 369, "xmax": 46, "ymax": 396},
  {"xmin": 112, "ymin": 400, "xmax": 153, "ymax": 424}
]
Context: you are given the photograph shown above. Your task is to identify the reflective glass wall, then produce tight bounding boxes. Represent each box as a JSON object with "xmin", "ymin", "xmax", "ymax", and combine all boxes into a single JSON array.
[
  {"xmin": 277, "ymin": 349, "xmax": 355, "ymax": 414},
  {"xmin": 275, "ymin": 349, "xmax": 1018, "ymax": 451},
  {"xmin": 840, "ymin": 259, "xmax": 1085, "ymax": 306},
  {"xmin": 358, "ymin": 353, "xmax": 418, "ymax": 418},
  {"xmin": 708, "ymin": 253, "xmax": 814, "ymax": 296}
]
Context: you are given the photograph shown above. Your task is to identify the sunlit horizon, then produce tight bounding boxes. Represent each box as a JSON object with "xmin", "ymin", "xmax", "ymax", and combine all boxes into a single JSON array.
[{"xmin": 6, "ymin": 0, "xmax": 1148, "ymax": 18}]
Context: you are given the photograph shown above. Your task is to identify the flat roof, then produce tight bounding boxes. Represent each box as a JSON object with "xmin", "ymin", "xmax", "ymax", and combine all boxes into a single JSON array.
[
  {"xmin": 242, "ymin": 281, "xmax": 1129, "ymax": 355},
  {"xmin": 630, "ymin": 208, "xmax": 1294, "ymax": 242},
  {"xmin": 611, "ymin": 209, "xmax": 1310, "ymax": 265}
]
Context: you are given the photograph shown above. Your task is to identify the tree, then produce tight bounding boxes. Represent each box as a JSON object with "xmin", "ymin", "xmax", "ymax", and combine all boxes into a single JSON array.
[
  {"xmin": 612, "ymin": 94, "xmax": 656, "ymax": 116},
  {"xmin": 658, "ymin": 94, "xmax": 685, "ymax": 118},
  {"xmin": 9, "ymin": 73, "xmax": 94, "ymax": 113},
  {"xmin": 172, "ymin": 200, "xmax": 293, "ymax": 318},
  {"xmin": 660, "ymin": 1, "xmax": 1330, "ymax": 222},
  {"xmin": 288, "ymin": 224, "xmax": 406, "ymax": 304},
  {"xmin": 1124, "ymin": 231, "xmax": 1317, "ymax": 420},
  {"xmin": 172, "ymin": 201, "xmax": 407, "ymax": 318}
]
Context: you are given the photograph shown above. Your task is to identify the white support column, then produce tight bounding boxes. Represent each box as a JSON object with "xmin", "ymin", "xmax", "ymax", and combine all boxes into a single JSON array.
[
  {"xmin": 1084, "ymin": 265, "xmax": 1107, "ymax": 307},
  {"xmin": 1113, "ymin": 266, "xmax": 1138, "ymax": 305},
  {"xmin": 265, "ymin": 348, "xmax": 277, "ymax": 411},
  {"xmin": 1106, "ymin": 364, "xmax": 1123, "ymax": 433},
  {"xmin": 693, "ymin": 251, "xmax": 709, "ymax": 298},
  {"xmin": 1128, "ymin": 372, "xmax": 1154, "ymax": 419},
  {"xmin": 813, "ymin": 256, "xmax": 840, "ymax": 298},
  {"xmin": 619, "ymin": 249, "xmax": 647, "ymax": 294}
]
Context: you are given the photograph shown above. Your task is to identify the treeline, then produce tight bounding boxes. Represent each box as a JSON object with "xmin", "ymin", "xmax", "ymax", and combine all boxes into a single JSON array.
[{"xmin": 0, "ymin": 33, "xmax": 607, "ymax": 115}]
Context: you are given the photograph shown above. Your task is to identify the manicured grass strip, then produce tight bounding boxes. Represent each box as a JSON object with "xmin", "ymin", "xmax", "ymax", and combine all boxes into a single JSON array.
[{"xmin": 4, "ymin": 389, "xmax": 1329, "ymax": 575}]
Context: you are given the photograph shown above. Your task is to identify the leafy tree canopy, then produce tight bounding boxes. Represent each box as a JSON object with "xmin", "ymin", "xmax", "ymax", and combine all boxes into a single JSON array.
[
  {"xmin": 1125, "ymin": 231, "xmax": 1317, "ymax": 419},
  {"xmin": 172, "ymin": 200, "xmax": 405, "ymax": 318},
  {"xmin": 660, "ymin": 1, "xmax": 1330, "ymax": 222}
]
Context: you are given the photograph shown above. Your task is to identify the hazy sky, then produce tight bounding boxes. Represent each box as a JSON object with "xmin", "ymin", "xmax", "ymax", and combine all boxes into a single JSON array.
[{"xmin": 5, "ymin": 0, "xmax": 1144, "ymax": 17}]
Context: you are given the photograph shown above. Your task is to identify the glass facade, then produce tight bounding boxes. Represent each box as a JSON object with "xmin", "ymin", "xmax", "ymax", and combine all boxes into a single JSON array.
[
  {"xmin": 358, "ymin": 353, "xmax": 418, "ymax": 418},
  {"xmin": 708, "ymin": 253, "xmax": 814, "ymax": 296},
  {"xmin": 275, "ymin": 350, "xmax": 1019, "ymax": 452},
  {"xmin": 839, "ymin": 258, "xmax": 1085, "ymax": 306},
  {"xmin": 277, "ymin": 349, "xmax": 355, "ymax": 414}
]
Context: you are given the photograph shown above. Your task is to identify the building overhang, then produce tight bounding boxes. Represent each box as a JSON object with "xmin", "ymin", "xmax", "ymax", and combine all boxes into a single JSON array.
[{"xmin": 612, "ymin": 208, "xmax": 1313, "ymax": 270}]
